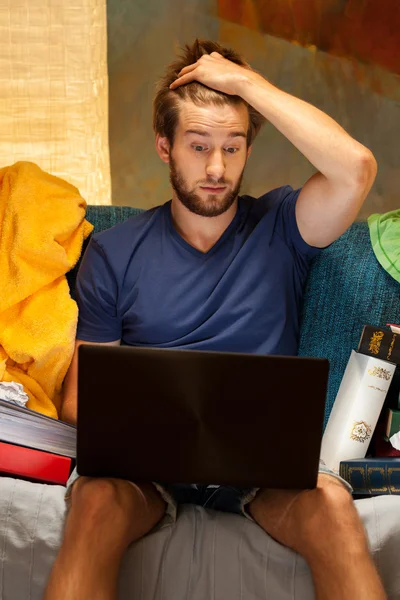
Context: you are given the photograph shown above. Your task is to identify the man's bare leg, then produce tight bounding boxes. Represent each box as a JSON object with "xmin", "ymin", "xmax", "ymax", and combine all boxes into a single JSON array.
[
  {"xmin": 249, "ymin": 474, "xmax": 387, "ymax": 600},
  {"xmin": 44, "ymin": 476, "xmax": 166, "ymax": 600}
]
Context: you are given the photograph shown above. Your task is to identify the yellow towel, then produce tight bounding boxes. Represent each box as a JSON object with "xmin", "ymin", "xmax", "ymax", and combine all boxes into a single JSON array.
[{"xmin": 0, "ymin": 162, "xmax": 93, "ymax": 418}]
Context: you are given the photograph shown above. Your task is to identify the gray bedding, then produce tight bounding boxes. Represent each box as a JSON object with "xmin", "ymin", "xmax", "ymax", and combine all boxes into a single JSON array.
[{"xmin": 1, "ymin": 477, "xmax": 400, "ymax": 599}]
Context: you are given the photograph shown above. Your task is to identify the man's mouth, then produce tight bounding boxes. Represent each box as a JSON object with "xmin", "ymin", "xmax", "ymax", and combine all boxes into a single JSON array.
[{"xmin": 199, "ymin": 186, "xmax": 226, "ymax": 194}]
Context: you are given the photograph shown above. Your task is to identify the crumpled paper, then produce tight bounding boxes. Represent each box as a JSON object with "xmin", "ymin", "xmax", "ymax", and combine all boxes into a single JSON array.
[
  {"xmin": 0, "ymin": 381, "xmax": 29, "ymax": 407},
  {"xmin": 389, "ymin": 430, "xmax": 400, "ymax": 451}
]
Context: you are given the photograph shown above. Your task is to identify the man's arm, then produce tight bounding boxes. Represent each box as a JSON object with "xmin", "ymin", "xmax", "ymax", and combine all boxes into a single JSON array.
[
  {"xmin": 170, "ymin": 53, "xmax": 377, "ymax": 247},
  {"xmin": 61, "ymin": 338, "xmax": 121, "ymax": 425},
  {"xmin": 235, "ymin": 77, "xmax": 377, "ymax": 248}
]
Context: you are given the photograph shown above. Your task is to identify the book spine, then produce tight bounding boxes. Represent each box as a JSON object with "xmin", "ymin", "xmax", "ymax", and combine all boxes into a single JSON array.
[
  {"xmin": 358, "ymin": 325, "xmax": 400, "ymax": 365},
  {"xmin": 339, "ymin": 460, "xmax": 400, "ymax": 495},
  {"xmin": 384, "ymin": 408, "xmax": 400, "ymax": 438},
  {"xmin": 0, "ymin": 441, "xmax": 72, "ymax": 485},
  {"xmin": 320, "ymin": 351, "xmax": 396, "ymax": 473}
]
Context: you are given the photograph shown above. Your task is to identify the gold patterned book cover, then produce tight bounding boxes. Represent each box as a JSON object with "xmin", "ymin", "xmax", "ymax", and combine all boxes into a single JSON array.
[
  {"xmin": 358, "ymin": 324, "xmax": 399, "ymax": 364},
  {"xmin": 339, "ymin": 458, "xmax": 400, "ymax": 495},
  {"xmin": 321, "ymin": 351, "xmax": 396, "ymax": 473}
]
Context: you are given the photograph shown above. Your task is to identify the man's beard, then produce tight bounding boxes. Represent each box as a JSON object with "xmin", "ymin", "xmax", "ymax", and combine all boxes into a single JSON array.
[{"xmin": 169, "ymin": 157, "xmax": 244, "ymax": 218}]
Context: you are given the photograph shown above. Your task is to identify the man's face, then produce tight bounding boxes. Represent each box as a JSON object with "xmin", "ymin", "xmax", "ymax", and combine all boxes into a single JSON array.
[{"xmin": 167, "ymin": 100, "xmax": 251, "ymax": 218}]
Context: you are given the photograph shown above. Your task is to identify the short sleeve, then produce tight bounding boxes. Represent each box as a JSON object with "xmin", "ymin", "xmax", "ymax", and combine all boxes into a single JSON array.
[
  {"xmin": 75, "ymin": 237, "xmax": 122, "ymax": 342},
  {"xmin": 275, "ymin": 186, "xmax": 321, "ymax": 260}
]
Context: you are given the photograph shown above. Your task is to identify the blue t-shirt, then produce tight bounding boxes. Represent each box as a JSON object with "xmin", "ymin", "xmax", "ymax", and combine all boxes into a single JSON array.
[{"xmin": 76, "ymin": 186, "xmax": 320, "ymax": 355}]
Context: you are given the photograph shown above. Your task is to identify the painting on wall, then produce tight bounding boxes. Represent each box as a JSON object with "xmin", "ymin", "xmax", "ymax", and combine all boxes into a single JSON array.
[
  {"xmin": 107, "ymin": 0, "xmax": 400, "ymax": 218},
  {"xmin": 218, "ymin": 0, "xmax": 400, "ymax": 76}
]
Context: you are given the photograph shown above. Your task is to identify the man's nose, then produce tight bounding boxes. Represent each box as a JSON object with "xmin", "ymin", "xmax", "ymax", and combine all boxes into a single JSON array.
[{"xmin": 206, "ymin": 150, "xmax": 225, "ymax": 181}]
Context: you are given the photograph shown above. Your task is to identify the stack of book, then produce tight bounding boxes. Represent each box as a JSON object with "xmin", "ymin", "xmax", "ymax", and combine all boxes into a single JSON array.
[
  {"xmin": 321, "ymin": 323, "xmax": 400, "ymax": 496},
  {"xmin": 0, "ymin": 399, "xmax": 76, "ymax": 485}
]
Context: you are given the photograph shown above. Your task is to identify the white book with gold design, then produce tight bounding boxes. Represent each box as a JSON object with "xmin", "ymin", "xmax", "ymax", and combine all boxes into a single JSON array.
[{"xmin": 320, "ymin": 350, "xmax": 396, "ymax": 473}]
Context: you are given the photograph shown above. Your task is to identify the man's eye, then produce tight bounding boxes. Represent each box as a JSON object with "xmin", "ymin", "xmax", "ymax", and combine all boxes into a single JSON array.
[
  {"xmin": 225, "ymin": 147, "xmax": 238, "ymax": 154},
  {"xmin": 193, "ymin": 145, "xmax": 206, "ymax": 152}
]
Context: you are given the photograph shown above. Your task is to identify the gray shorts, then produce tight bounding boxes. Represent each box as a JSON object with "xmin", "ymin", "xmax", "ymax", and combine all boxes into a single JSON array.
[{"xmin": 66, "ymin": 460, "xmax": 352, "ymax": 524}]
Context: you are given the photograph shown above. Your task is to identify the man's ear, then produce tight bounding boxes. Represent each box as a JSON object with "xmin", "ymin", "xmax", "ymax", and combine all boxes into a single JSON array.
[
  {"xmin": 247, "ymin": 145, "xmax": 252, "ymax": 159},
  {"xmin": 155, "ymin": 135, "xmax": 171, "ymax": 164}
]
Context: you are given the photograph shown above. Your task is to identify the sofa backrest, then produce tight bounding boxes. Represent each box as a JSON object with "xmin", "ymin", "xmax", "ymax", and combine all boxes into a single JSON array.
[
  {"xmin": 299, "ymin": 222, "xmax": 400, "ymax": 424},
  {"xmin": 68, "ymin": 206, "xmax": 400, "ymax": 425}
]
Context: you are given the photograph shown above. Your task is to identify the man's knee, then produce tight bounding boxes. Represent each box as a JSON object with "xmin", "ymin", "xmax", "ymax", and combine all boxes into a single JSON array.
[
  {"xmin": 303, "ymin": 474, "xmax": 367, "ymax": 543},
  {"xmin": 317, "ymin": 472, "xmax": 353, "ymax": 499},
  {"xmin": 67, "ymin": 477, "xmax": 167, "ymax": 537},
  {"xmin": 69, "ymin": 478, "xmax": 126, "ymax": 521},
  {"xmin": 316, "ymin": 473, "xmax": 355, "ymax": 514},
  {"xmin": 248, "ymin": 472, "xmax": 366, "ymax": 558}
]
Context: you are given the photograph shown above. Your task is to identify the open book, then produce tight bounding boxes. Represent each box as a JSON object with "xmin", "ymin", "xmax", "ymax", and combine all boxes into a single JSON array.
[{"xmin": 0, "ymin": 399, "xmax": 76, "ymax": 458}]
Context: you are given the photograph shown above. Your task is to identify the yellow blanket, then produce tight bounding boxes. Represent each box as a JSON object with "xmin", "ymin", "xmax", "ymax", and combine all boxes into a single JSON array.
[{"xmin": 0, "ymin": 162, "xmax": 93, "ymax": 418}]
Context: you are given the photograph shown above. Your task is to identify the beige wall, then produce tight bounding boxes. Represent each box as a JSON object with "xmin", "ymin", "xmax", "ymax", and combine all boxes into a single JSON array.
[{"xmin": 107, "ymin": 0, "xmax": 400, "ymax": 219}]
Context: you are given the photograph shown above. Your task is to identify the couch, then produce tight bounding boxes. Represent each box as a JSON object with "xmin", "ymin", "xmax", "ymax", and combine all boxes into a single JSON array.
[{"xmin": 1, "ymin": 205, "xmax": 400, "ymax": 600}]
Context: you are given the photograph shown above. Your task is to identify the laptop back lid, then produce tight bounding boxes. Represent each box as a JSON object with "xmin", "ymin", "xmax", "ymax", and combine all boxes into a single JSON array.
[{"xmin": 77, "ymin": 345, "xmax": 329, "ymax": 489}]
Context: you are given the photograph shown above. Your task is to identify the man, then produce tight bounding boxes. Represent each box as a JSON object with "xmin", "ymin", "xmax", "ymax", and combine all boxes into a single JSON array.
[{"xmin": 45, "ymin": 40, "xmax": 386, "ymax": 599}]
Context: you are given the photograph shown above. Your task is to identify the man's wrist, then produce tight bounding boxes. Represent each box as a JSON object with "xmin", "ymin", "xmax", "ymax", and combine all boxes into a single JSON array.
[
  {"xmin": 233, "ymin": 73, "xmax": 278, "ymax": 117},
  {"xmin": 233, "ymin": 69, "xmax": 270, "ymax": 99}
]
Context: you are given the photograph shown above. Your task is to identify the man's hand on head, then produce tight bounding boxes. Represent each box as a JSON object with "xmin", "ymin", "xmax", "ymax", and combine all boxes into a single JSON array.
[{"xmin": 169, "ymin": 51, "xmax": 263, "ymax": 97}]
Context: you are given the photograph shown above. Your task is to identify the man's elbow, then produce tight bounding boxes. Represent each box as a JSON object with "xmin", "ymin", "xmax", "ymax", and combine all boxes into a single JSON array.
[
  {"xmin": 353, "ymin": 150, "xmax": 378, "ymax": 192},
  {"xmin": 60, "ymin": 397, "xmax": 77, "ymax": 425}
]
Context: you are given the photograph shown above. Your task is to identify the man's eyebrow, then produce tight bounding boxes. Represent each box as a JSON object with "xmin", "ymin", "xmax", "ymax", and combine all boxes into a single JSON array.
[
  {"xmin": 184, "ymin": 129, "xmax": 210, "ymax": 137},
  {"xmin": 227, "ymin": 131, "xmax": 247, "ymax": 139},
  {"xmin": 184, "ymin": 129, "xmax": 246, "ymax": 139}
]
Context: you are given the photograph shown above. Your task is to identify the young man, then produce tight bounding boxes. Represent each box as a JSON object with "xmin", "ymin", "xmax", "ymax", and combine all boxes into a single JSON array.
[{"xmin": 45, "ymin": 40, "xmax": 386, "ymax": 599}]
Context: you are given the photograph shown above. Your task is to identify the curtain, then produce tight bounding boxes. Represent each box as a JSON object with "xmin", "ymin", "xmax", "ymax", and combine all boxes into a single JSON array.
[{"xmin": 0, "ymin": 0, "xmax": 111, "ymax": 205}]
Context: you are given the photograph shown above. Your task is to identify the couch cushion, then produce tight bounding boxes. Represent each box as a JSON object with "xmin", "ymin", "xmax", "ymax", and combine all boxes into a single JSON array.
[{"xmin": 299, "ymin": 222, "xmax": 400, "ymax": 426}]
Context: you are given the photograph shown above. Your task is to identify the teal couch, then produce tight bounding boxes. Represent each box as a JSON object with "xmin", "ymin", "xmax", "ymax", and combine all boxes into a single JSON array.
[{"xmin": 67, "ymin": 205, "xmax": 400, "ymax": 427}]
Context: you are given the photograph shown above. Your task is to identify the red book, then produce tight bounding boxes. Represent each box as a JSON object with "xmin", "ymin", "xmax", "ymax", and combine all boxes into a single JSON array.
[
  {"xmin": 0, "ymin": 441, "xmax": 72, "ymax": 485},
  {"xmin": 371, "ymin": 421, "xmax": 400, "ymax": 458}
]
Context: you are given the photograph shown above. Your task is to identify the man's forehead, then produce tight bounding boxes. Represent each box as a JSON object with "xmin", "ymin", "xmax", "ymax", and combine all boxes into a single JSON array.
[{"xmin": 177, "ymin": 100, "xmax": 249, "ymax": 135}]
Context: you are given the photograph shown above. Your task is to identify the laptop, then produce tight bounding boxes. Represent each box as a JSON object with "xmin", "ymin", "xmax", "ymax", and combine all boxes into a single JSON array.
[{"xmin": 77, "ymin": 345, "xmax": 329, "ymax": 490}]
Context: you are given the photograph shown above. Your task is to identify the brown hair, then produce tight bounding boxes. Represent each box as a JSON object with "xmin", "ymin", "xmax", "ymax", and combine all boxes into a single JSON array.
[{"xmin": 153, "ymin": 39, "xmax": 265, "ymax": 148}]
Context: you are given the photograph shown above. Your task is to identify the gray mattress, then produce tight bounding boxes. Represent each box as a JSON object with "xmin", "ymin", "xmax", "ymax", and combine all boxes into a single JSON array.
[{"xmin": 1, "ymin": 477, "xmax": 400, "ymax": 599}]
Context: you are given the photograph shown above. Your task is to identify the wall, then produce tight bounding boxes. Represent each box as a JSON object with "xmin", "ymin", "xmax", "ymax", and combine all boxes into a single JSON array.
[{"xmin": 107, "ymin": 0, "xmax": 400, "ymax": 219}]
